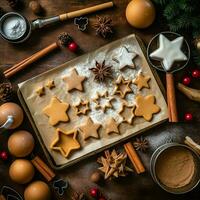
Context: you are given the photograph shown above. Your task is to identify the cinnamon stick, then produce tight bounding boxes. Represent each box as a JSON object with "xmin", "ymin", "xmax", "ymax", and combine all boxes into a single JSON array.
[
  {"xmin": 31, "ymin": 156, "xmax": 56, "ymax": 182},
  {"xmin": 166, "ymin": 73, "xmax": 178, "ymax": 122},
  {"xmin": 4, "ymin": 42, "xmax": 58, "ymax": 78},
  {"xmin": 124, "ymin": 142, "xmax": 145, "ymax": 174}
]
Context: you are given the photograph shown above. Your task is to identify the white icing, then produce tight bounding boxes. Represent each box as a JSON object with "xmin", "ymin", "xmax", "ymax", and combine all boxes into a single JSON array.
[{"xmin": 150, "ymin": 34, "xmax": 187, "ymax": 71}]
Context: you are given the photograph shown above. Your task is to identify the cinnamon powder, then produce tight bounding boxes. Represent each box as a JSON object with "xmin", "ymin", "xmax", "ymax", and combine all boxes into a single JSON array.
[{"xmin": 155, "ymin": 147, "xmax": 195, "ymax": 188}]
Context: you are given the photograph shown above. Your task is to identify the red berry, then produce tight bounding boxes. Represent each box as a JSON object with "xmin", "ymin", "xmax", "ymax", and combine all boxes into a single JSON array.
[
  {"xmin": 191, "ymin": 69, "xmax": 200, "ymax": 78},
  {"xmin": 89, "ymin": 188, "xmax": 99, "ymax": 198},
  {"xmin": 0, "ymin": 151, "xmax": 8, "ymax": 161},
  {"xmin": 68, "ymin": 42, "xmax": 78, "ymax": 52},
  {"xmin": 184, "ymin": 113, "xmax": 193, "ymax": 121},
  {"xmin": 182, "ymin": 76, "xmax": 191, "ymax": 86}
]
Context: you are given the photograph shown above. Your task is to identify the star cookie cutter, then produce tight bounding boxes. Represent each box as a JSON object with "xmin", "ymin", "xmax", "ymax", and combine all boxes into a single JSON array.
[
  {"xmin": 113, "ymin": 75, "xmax": 132, "ymax": 98},
  {"xmin": 92, "ymin": 91, "xmax": 113, "ymax": 112},
  {"xmin": 74, "ymin": 100, "xmax": 90, "ymax": 115}
]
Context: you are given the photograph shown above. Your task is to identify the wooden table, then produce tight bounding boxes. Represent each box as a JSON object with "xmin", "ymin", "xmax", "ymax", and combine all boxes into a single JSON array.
[{"xmin": 0, "ymin": 0, "xmax": 199, "ymax": 199}]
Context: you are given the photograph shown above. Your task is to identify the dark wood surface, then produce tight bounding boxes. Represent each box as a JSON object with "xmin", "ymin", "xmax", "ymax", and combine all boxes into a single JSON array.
[{"xmin": 0, "ymin": 0, "xmax": 200, "ymax": 199}]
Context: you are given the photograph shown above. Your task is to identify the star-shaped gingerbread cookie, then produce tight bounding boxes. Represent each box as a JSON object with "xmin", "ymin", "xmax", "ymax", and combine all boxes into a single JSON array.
[
  {"xmin": 43, "ymin": 96, "xmax": 70, "ymax": 126},
  {"xmin": 36, "ymin": 86, "xmax": 45, "ymax": 97},
  {"xmin": 113, "ymin": 47, "xmax": 137, "ymax": 70},
  {"xmin": 79, "ymin": 117, "xmax": 101, "ymax": 140},
  {"xmin": 104, "ymin": 118, "xmax": 119, "ymax": 135},
  {"xmin": 133, "ymin": 73, "xmax": 151, "ymax": 90},
  {"xmin": 135, "ymin": 95, "xmax": 161, "ymax": 121},
  {"xmin": 74, "ymin": 100, "xmax": 90, "ymax": 115},
  {"xmin": 93, "ymin": 91, "xmax": 113, "ymax": 112},
  {"xmin": 46, "ymin": 80, "xmax": 55, "ymax": 90},
  {"xmin": 63, "ymin": 69, "xmax": 86, "ymax": 92},
  {"xmin": 50, "ymin": 128, "xmax": 80, "ymax": 158},
  {"xmin": 113, "ymin": 75, "xmax": 132, "ymax": 98},
  {"xmin": 119, "ymin": 103, "xmax": 135, "ymax": 124}
]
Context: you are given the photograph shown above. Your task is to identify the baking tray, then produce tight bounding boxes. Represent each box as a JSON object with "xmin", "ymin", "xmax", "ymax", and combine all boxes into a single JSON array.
[{"xmin": 18, "ymin": 34, "xmax": 168, "ymax": 170}]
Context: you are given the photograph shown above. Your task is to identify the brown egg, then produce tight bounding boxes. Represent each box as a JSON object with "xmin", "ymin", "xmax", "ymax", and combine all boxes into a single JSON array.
[
  {"xmin": 24, "ymin": 181, "xmax": 51, "ymax": 200},
  {"xmin": 0, "ymin": 102, "xmax": 24, "ymax": 129},
  {"xmin": 8, "ymin": 130, "xmax": 35, "ymax": 157},
  {"xmin": 126, "ymin": 0, "xmax": 156, "ymax": 29},
  {"xmin": 9, "ymin": 159, "xmax": 35, "ymax": 184}
]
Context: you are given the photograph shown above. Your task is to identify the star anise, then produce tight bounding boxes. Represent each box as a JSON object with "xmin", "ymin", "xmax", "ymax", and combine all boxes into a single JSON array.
[
  {"xmin": 58, "ymin": 32, "xmax": 73, "ymax": 47},
  {"xmin": 0, "ymin": 82, "xmax": 13, "ymax": 103},
  {"xmin": 90, "ymin": 60, "xmax": 112, "ymax": 82},
  {"xmin": 71, "ymin": 192, "xmax": 87, "ymax": 200},
  {"xmin": 133, "ymin": 137, "xmax": 149, "ymax": 152},
  {"xmin": 93, "ymin": 16, "xmax": 113, "ymax": 38}
]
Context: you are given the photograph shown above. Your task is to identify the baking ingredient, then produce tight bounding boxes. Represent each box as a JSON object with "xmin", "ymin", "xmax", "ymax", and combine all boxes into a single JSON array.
[
  {"xmin": 90, "ymin": 60, "xmax": 112, "ymax": 82},
  {"xmin": 191, "ymin": 69, "xmax": 200, "ymax": 78},
  {"xmin": 182, "ymin": 76, "xmax": 191, "ymax": 86},
  {"xmin": 177, "ymin": 83, "xmax": 200, "ymax": 103},
  {"xmin": 2, "ymin": 15, "xmax": 26, "ymax": 40},
  {"xmin": 68, "ymin": 42, "xmax": 78, "ymax": 52},
  {"xmin": 113, "ymin": 47, "xmax": 137, "ymax": 70},
  {"xmin": 51, "ymin": 128, "xmax": 80, "ymax": 158},
  {"xmin": 135, "ymin": 95, "xmax": 161, "ymax": 121},
  {"xmin": 133, "ymin": 137, "xmax": 149, "ymax": 152},
  {"xmin": 90, "ymin": 171, "xmax": 103, "ymax": 183},
  {"xmin": 155, "ymin": 147, "xmax": 195, "ymax": 188},
  {"xmin": 97, "ymin": 150, "xmax": 133, "ymax": 179},
  {"xmin": 24, "ymin": 181, "xmax": 51, "ymax": 200},
  {"xmin": 29, "ymin": 1, "xmax": 43, "ymax": 15},
  {"xmin": 58, "ymin": 32, "xmax": 73, "ymax": 47},
  {"xmin": 150, "ymin": 34, "xmax": 187, "ymax": 71},
  {"xmin": 0, "ymin": 82, "xmax": 13, "ymax": 102},
  {"xmin": 89, "ymin": 188, "xmax": 99, "ymax": 198},
  {"xmin": 93, "ymin": 16, "xmax": 113, "ymax": 38},
  {"xmin": 114, "ymin": 75, "xmax": 132, "ymax": 98},
  {"xmin": 0, "ymin": 102, "xmax": 24, "ymax": 129},
  {"xmin": 184, "ymin": 112, "xmax": 193, "ymax": 121},
  {"xmin": 8, "ymin": 130, "xmax": 35, "ymax": 157},
  {"xmin": 126, "ymin": 0, "xmax": 155, "ymax": 28},
  {"xmin": 9, "ymin": 159, "xmax": 35, "ymax": 184},
  {"xmin": 79, "ymin": 117, "xmax": 101, "ymax": 140},
  {"xmin": 63, "ymin": 69, "xmax": 86, "ymax": 92},
  {"xmin": 119, "ymin": 103, "xmax": 135, "ymax": 124},
  {"xmin": 184, "ymin": 136, "xmax": 200, "ymax": 155},
  {"xmin": 0, "ymin": 151, "xmax": 9, "ymax": 161},
  {"xmin": 133, "ymin": 73, "xmax": 151, "ymax": 90},
  {"xmin": 43, "ymin": 96, "xmax": 69, "ymax": 126}
]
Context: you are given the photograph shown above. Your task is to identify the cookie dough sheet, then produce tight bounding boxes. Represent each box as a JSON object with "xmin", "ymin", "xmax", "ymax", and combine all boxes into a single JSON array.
[{"xmin": 18, "ymin": 34, "xmax": 168, "ymax": 167}]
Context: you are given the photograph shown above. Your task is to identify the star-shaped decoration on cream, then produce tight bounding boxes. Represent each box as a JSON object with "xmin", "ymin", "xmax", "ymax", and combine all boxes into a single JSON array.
[
  {"xmin": 63, "ymin": 69, "xmax": 86, "ymax": 92},
  {"xmin": 50, "ymin": 128, "xmax": 80, "ymax": 158},
  {"xmin": 133, "ymin": 73, "xmax": 151, "ymax": 90},
  {"xmin": 93, "ymin": 91, "xmax": 113, "ymax": 112},
  {"xmin": 150, "ymin": 34, "xmax": 187, "ymax": 71},
  {"xmin": 79, "ymin": 117, "xmax": 101, "ymax": 140},
  {"xmin": 113, "ymin": 75, "xmax": 132, "ymax": 98},
  {"xmin": 135, "ymin": 95, "xmax": 161, "ymax": 121},
  {"xmin": 113, "ymin": 46, "xmax": 137, "ymax": 70},
  {"xmin": 119, "ymin": 103, "xmax": 135, "ymax": 124},
  {"xmin": 43, "ymin": 96, "xmax": 69, "ymax": 126},
  {"xmin": 73, "ymin": 100, "xmax": 90, "ymax": 115},
  {"xmin": 104, "ymin": 118, "xmax": 120, "ymax": 135}
]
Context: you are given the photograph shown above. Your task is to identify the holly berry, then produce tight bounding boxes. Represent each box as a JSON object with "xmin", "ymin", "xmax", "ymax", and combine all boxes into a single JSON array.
[
  {"xmin": 184, "ymin": 113, "xmax": 193, "ymax": 121},
  {"xmin": 182, "ymin": 76, "xmax": 191, "ymax": 86},
  {"xmin": 89, "ymin": 188, "xmax": 99, "ymax": 198},
  {"xmin": 68, "ymin": 42, "xmax": 78, "ymax": 52},
  {"xmin": 191, "ymin": 69, "xmax": 200, "ymax": 78},
  {"xmin": 0, "ymin": 151, "xmax": 8, "ymax": 161}
]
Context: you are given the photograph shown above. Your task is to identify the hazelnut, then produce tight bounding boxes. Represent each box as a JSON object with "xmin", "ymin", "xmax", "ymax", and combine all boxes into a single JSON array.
[
  {"xmin": 90, "ymin": 171, "xmax": 102, "ymax": 184},
  {"xmin": 29, "ymin": 1, "xmax": 42, "ymax": 15}
]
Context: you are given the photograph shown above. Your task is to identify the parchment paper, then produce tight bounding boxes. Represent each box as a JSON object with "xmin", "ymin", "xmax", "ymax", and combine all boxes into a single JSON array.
[{"xmin": 18, "ymin": 34, "xmax": 168, "ymax": 168}]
